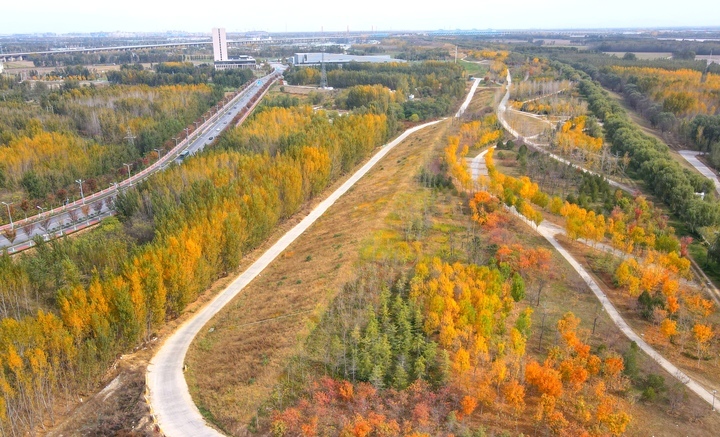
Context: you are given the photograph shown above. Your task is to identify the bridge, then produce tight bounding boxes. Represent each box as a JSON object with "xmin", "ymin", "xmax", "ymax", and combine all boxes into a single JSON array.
[{"xmin": 0, "ymin": 36, "xmax": 362, "ymax": 62}]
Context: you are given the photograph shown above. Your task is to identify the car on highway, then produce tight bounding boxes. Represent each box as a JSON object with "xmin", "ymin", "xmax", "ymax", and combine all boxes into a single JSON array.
[{"xmin": 209, "ymin": 136, "xmax": 214, "ymax": 140}]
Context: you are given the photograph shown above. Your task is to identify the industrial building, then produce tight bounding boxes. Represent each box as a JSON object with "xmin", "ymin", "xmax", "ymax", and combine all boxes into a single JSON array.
[
  {"xmin": 212, "ymin": 27, "xmax": 257, "ymax": 70},
  {"xmin": 292, "ymin": 53, "xmax": 402, "ymax": 66}
]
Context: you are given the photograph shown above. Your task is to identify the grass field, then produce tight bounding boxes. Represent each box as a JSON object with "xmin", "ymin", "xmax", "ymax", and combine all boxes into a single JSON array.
[
  {"xmin": 604, "ymin": 52, "xmax": 674, "ymax": 60},
  {"xmin": 458, "ymin": 59, "xmax": 488, "ymax": 77},
  {"xmin": 504, "ymin": 109, "xmax": 552, "ymax": 138}
]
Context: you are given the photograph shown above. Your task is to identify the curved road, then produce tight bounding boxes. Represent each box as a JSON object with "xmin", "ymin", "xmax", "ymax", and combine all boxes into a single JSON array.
[
  {"xmin": 679, "ymin": 150, "xmax": 720, "ymax": 194},
  {"xmin": 473, "ymin": 137, "xmax": 720, "ymax": 411},
  {"xmin": 146, "ymin": 119, "xmax": 445, "ymax": 436}
]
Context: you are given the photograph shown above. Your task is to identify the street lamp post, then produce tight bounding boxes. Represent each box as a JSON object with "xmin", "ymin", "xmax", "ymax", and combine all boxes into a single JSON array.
[
  {"xmin": 76, "ymin": 179, "xmax": 85, "ymax": 204},
  {"xmin": 173, "ymin": 137, "xmax": 180, "ymax": 147},
  {"xmin": 1, "ymin": 201, "xmax": 13, "ymax": 229},
  {"xmin": 37, "ymin": 205, "xmax": 46, "ymax": 217},
  {"xmin": 123, "ymin": 163, "xmax": 132, "ymax": 179},
  {"xmin": 154, "ymin": 148, "xmax": 163, "ymax": 158},
  {"xmin": 713, "ymin": 389, "xmax": 717, "ymax": 411},
  {"xmin": 184, "ymin": 127, "xmax": 190, "ymax": 139}
]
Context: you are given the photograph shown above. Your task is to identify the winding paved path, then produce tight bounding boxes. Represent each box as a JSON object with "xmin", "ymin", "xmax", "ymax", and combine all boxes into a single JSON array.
[
  {"xmin": 679, "ymin": 150, "xmax": 720, "ymax": 194},
  {"xmin": 496, "ymin": 71, "xmax": 634, "ymax": 194},
  {"xmin": 146, "ymin": 119, "xmax": 444, "ymax": 437},
  {"xmin": 472, "ymin": 146, "xmax": 720, "ymax": 412}
]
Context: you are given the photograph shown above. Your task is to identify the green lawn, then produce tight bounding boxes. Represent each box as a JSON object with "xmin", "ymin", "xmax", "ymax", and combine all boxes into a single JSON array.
[{"xmin": 459, "ymin": 59, "xmax": 487, "ymax": 77}]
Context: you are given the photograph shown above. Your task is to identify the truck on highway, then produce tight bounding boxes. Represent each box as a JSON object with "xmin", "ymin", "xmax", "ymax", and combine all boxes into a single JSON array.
[{"xmin": 179, "ymin": 150, "xmax": 190, "ymax": 160}]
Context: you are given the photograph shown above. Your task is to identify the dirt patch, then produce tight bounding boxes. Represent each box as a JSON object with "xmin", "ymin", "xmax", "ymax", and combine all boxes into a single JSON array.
[
  {"xmin": 279, "ymin": 85, "xmax": 334, "ymax": 96},
  {"xmin": 44, "ymin": 346, "xmax": 159, "ymax": 437}
]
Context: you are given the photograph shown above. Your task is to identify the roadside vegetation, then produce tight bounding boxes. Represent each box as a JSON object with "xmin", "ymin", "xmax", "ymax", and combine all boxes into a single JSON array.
[{"xmin": 0, "ymin": 62, "xmax": 259, "ymax": 227}]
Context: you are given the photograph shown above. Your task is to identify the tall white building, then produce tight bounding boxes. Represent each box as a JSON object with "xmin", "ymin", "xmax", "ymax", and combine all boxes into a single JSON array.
[{"xmin": 212, "ymin": 28, "xmax": 228, "ymax": 62}]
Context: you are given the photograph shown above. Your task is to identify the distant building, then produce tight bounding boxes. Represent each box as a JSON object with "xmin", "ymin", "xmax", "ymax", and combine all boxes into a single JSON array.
[
  {"xmin": 212, "ymin": 27, "xmax": 257, "ymax": 70},
  {"xmin": 292, "ymin": 53, "xmax": 402, "ymax": 66},
  {"xmin": 214, "ymin": 56, "xmax": 257, "ymax": 70},
  {"xmin": 212, "ymin": 27, "xmax": 228, "ymax": 62}
]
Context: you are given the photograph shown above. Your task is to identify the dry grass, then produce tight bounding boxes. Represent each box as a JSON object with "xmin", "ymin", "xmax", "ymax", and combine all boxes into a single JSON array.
[
  {"xmin": 464, "ymin": 88, "xmax": 501, "ymax": 118},
  {"xmin": 504, "ymin": 109, "xmax": 551, "ymax": 138},
  {"xmin": 185, "ymin": 121, "xmax": 452, "ymax": 435},
  {"xmin": 604, "ymin": 52, "xmax": 674, "ymax": 60},
  {"xmin": 278, "ymin": 85, "xmax": 334, "ymax": 96}
]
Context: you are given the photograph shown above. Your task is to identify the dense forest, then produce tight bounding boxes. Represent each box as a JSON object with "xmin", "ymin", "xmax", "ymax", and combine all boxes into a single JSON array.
[{"xmin": 106, "ymin": 62, "xmax": 255, "ymax": 88}]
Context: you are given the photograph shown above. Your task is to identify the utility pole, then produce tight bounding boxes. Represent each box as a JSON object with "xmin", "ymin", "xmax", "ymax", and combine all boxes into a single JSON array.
[
  {"xmin": 124, "ymin": 127, "xmax": 136, "ymax": 147},
  {"xmin": 76, "ymin": 179, "xmax": 85, "ymax": 204},
  {"xmin": 2, "ymin": 202, "xmax": 13, "ymax": 229},
  {"xmin": 123, "ymin": 163, "xmax": 132, "ymax": 179},
  {"xmin": 320, "ymin": 48, "xmax": 327, "ymax": 89}
]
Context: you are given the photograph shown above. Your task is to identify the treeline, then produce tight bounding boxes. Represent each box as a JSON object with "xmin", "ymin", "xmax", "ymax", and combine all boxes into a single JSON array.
[
  {"xmin": 545, "ymin": 61, "xmax": 720, "ymax": 231},
  {"xmin": 513, "ymin": 46, "xmax": 720, "ymax": 75},
  {"xmin": 526, "ymin": 49, "xmax": 720, "ymax": 165},
  {"xmin": 284, "ymin": 61, "xmax": 465, "ymax": 120},
  {"xmin": 586, "ymin": 65, "xmax": 720, "ymax": 168},
  {"xmin": 0, "ymin": 103, "xmax": 393, "ymax": 434},
  {"xmin": 107, "ymin": 62, "xmax": 255, "ymax": 88},
  {"xmin": 27, "ymin": 48, "xmax": 186, "ymax": 68},
  {"xmin": 589, "ymin": 38, "xmax": 720, "ymax": 56}
]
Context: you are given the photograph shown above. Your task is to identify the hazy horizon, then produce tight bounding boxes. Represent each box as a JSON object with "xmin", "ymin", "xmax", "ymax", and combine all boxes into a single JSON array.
[{"xmin": 3, "ymin": 0, "xmax": 720, "ymax": 35}]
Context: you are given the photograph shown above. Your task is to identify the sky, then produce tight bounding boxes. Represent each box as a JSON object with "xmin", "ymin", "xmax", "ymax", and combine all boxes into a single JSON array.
[{"xmin": 3, "ymin": 0, "xmax": 720, "ymax": 35}]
